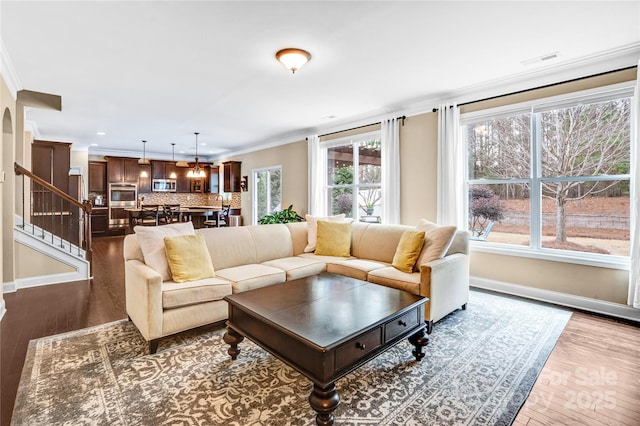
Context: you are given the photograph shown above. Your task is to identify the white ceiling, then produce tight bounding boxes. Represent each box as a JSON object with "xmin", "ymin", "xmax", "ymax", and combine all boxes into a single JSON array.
[{"xmin": 1, "ymin": 1, "xmax": 639, "ymax": 161}]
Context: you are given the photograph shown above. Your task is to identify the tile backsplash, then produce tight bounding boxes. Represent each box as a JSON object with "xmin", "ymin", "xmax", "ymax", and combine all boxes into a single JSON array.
[{"xmin": 137, "ymin": 192, "xmax": 242, "ymax": 208}]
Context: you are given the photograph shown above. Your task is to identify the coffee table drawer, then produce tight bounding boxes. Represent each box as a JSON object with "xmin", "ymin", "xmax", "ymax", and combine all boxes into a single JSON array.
[
  {"xmin": 385, "ymin": 307, "xmax": 420, "ymax": 342},
  {"xmin": 335, "ymin": 327, "xmax": 382, "ymax": 370}
]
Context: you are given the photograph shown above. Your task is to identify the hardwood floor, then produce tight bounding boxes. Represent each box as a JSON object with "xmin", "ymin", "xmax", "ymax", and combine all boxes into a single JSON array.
[{"xmin": 1, "ymin": 235, "xmax": 639, "ymax": 425}]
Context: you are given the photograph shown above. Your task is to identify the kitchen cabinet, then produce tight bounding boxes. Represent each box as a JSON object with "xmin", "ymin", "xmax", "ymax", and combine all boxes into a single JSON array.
[
  {"xmin": 151, "ymin": 160, "xmax": 177, "ymax": 180},
  {"xmin": 32, "ymin": 140, "xmax": 71, "ymax": 194},
  {"xmin": 106, "ymin": 156, "xmax": 139, "ymax": 183},
  {"xmin": 90, "ymin": 207, "xmax": 109, "ymax": 236},
  {"xmin": 89, "ymin": 161, "xmax": 107, "ymax": 193},
  {"xmin": 223, "ymin": 161, "xmax": 242, "ymax": 192},
  {"xmin": 138, "ymin": 164, "xmax": 152, "ymax": 193},
  {"xmin": 175, "ymin": 167, "xmax": 190, "ymax": 193}
]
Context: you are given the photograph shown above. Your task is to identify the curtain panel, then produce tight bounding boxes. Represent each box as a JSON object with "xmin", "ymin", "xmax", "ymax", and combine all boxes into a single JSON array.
[
  {"xmin": 436, "ymin": 104, "xmax": 466, "ymax": 228},
  {"xmin": 307, "ymin": 135, "xmax": 326, "ymax": 216},
  {"xmin": 381, "ymin": 118, "xmax": 400, "ymax": 224}
]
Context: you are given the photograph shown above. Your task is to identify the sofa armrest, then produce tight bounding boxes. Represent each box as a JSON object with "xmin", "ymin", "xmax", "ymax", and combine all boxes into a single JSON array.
[
  {"xmin": 419, "ymin": 252, "xmax": 470, "ymax": 323},
  {"xmin": 125, "ymin": 259, "xmax": 164, "ymax": 341}
]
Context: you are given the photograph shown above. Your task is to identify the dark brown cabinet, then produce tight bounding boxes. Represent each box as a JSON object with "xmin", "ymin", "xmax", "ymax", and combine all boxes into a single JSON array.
[
  {"xmin": 32, "ymin": 140, "xmax": 71, "ymax": 194},
  {"xmin": 223, "ymin": 161, "xmax": 242, "ymax": 192},
  {"xmin": 151, "ymin": 160, "xmax": 177, "ymax": 180},
  {"xmin": 90, "ymin": 208, "xmax": 109, "ymax": 236},
  {"xmin": 89, "ymin": 161, "xmax": 107, "ymax": 193},
  {"xmin": 106, "ymin": 157, "xmax": 139, "ymax": 183},
  {"xmin": 138, "ymin": 164, "xmax": 152, "ymax": 193},
  {"xmin": 175, "ymin": 167, "xmax": 190, "ymax": 193}
]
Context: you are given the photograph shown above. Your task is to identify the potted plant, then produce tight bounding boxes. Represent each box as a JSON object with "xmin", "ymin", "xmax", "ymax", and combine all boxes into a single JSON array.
[
  {"xmin": 359, "ymin": 188, "xmax": 381, "ymax": 215},
  {"xmin": 258, "ymin": 205, "xmax": 303, "ymax": 224}
]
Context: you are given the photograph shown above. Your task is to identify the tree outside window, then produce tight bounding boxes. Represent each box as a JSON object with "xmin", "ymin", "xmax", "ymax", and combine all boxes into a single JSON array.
[{"xmin": 464, "ymin": 92, "xmax": 631, "ymax": 257}]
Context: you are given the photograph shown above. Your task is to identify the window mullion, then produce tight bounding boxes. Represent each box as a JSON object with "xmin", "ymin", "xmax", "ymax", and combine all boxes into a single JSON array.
[
  {"xmin": 530, "ymin": 111, "xmax": 542, "ymax": 249},
  {"xmin": 353, "ymin": 141, "xmax": 360, "ymax": 219}
]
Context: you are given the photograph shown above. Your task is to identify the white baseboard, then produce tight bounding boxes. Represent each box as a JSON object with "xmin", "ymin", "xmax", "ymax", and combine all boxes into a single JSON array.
[
  {"xmin": 0, "ymin": 298, "xmax": 6, "ymax": 322},
  {"xmin": 471, "ymin": 276, "xmax": 640, "ymax": 323},
  {"xmin": 3, "ymin": 280, "xmax": 16, "ymax": 293}
]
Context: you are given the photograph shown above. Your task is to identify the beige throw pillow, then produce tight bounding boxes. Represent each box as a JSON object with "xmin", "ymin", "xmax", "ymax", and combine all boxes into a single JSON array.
[
  {"xmin": 315, "ymin": 220, "xmax": 352, "ymax": 257},
  {"xmin": 134, "ymin": 221, "xmax": 196, "ymax": 280},
  {"xmin": 392, "ymin": 230, "xmax": 426, "ymax": 273},
  {"xmin": 304, "ymin": 214, "xmax": 346, "ymax": 252},
  {"xmin": 164, "ymin": 234, "xmax": 215, "ymax": 283},
  {"xmin": 414, "ymin": 219, "xmax": 457, "ymax": 271}
]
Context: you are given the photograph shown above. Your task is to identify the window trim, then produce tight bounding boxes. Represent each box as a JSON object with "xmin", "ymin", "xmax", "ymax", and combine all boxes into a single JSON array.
[
  {"xmin": 463, "ymin": 81, "xmax": 635, "ymax": 268},
  {"xmin": 322, "ymin": 130, "xmax": 382, "ymax": 219},
  {"xmin": 251, "ymin": 165, "xmax": 282, "ymax": 225}
]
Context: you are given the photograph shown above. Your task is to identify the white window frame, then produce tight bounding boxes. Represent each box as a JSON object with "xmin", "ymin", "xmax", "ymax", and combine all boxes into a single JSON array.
[
  {"xmin": 461, "ymin": 82, "xmax": 635, "ymax": 270},
  {"xmin": 322, "ymin": 130, "xmax": 382, "ymax": 220},
  {"xmin": 251, "ymin": 165, "xmax": 282, "ymax": 225}
]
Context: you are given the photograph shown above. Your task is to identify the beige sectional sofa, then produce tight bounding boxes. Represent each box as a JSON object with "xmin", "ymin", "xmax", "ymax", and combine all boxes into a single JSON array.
[{"xmin": 123, "ymin": 221, "xmax": 469, "ymax": 353}]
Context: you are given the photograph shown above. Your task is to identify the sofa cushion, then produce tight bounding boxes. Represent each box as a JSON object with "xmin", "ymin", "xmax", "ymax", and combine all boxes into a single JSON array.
[
  {"xmin": 414, "ymin": 219, "xmax": 457, "ymax": 270},
  {"xmin": 392, "ymin": 230, "xmax": 426, "ymax": 273},
  {"xmin": 298, "ymin": 253, "xmax": 356, "ymax": 263},
  {"xmin": 315, "ymin": 221, "xmax": 352, "ymax": 257},
  {"xmin": 197, "ymin": 227, "xmax": 257, "ymax": 270},
  {"xmin": 262, "ymin": 256, "xmax": 326, "ymax": 281},
  {"xmin": 162, "ymin": 277, "xmax": 232, "ymax": 309},
  {"xmin": 327, "ymin": 259, "xmax": 389, "ymax": 281},
  {"xmin": 246, "ymin": 224, "xmax": 294, "ymax": 263},
  {"xmin": 351, "ymin": 223, "xmax": 409, "ymax": 263},
  {"xmin": 164, "ymin": 234, "xmax": 215, "ymax": 283},
  {"xmin": 304, "ymin": 214, "xmax": 345, "ymax": 252},
  {"xmin": 367, "ymin": 267, "xmax": 421, "ymax": 295},
  {"xmin": 134, "ymin": 221, "xmax": 195, "ymax": 281},
  {"xmin": 216, "ymin": 264, "xmax": 286, "ymax": 293}
]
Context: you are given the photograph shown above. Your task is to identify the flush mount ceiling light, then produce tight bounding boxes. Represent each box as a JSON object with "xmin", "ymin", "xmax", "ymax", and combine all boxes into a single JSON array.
[
  {"xmin": 139, "ymin": 140, "xmax": 150, "ymax": 177},
  {"xmin": 186, "ymin": 132, "xmax": 207, "ymax": 178},
  {"xmin": 276, "ymin": 48, "xmax": 311, "ymax": 74}
]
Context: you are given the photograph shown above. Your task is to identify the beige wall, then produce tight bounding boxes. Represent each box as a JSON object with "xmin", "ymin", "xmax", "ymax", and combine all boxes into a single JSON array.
[
  {"xmin": 399, "ymin": 112, "xmax": 438, "ymax": 225},
  {"xmin": 15, "ymin": 242, "xmax": 75, "ymax": 278},
  {"xmin": 219, "ymin": 140, "xmax": 309, "ymax": 225},
  {"xmin": 1, "ymin": 75, "xmax": 16, "ymax": 295}
]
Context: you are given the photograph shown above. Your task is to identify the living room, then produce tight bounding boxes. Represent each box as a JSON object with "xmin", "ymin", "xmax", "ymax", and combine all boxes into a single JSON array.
[{"xmin": 0, "ymin": 1, "xmax": 639, "ymax": 425}]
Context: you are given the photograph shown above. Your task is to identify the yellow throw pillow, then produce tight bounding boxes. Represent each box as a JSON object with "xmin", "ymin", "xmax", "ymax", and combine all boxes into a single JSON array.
[
  {"xmin": 392, "ymin": 230, "xmax": 426, "ymax": 273},
  {"xmin": 164, "ymin": 234, "xmax": 215, "ymax": 283},
  {"xmin": 315, "ymin": 220, "xmax": 352, "ymax": 257},
  {"xmin": 304, "ymin": 214, "xmax": 346, "ymax": 252},
  {"xmin": 414, "ymin": 219, "xmax": 457, "ymax": 271}
]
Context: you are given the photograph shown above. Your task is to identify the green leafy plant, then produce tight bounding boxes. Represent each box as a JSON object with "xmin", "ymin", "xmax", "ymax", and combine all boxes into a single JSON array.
[{"xmin": 258, "ymin": 204, "xmax": 303, "ymax": 224}]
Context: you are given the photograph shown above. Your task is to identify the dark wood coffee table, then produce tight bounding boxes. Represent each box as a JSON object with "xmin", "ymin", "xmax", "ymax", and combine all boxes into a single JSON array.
[{"xmin": 223, "ymin": 273, "xmax": 428, "ymax": 425}]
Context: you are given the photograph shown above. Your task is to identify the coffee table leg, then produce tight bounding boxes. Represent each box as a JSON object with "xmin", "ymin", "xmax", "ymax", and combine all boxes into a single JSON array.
[
  {"xmin": 408, "ymin": 327, "xmax": 429, "ymax": 361},
  {"xmin": 308, "ymin": 383, "xmax": 340, "ymax": 426},
  {"xmin": 223, "ymin": 327, "xmax": 244, "ymax": 360}
]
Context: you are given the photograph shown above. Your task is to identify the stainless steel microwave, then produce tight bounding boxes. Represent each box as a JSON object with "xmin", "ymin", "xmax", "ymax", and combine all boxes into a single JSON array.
[{"xmin": 152, "ymin": 179, "xmax": 177, "ymax": 192}]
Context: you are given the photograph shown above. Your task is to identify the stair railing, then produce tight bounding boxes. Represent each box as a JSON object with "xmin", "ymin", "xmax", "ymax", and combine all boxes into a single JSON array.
[{"xmin": 14, "ymin": 162, "xmax": 93, "ymax": 274}]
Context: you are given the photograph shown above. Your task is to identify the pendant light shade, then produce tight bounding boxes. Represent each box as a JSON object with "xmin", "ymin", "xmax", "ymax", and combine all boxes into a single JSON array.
[
  {"xmin": 187, "ymin": 132, "xmax": 206, "ymax": 178},
  {"xmin": 139, "ymin": 140, "xmax": 149, "ymax": 177},
  {"xmin": 169, "ymin": 143, "xmax": 177, "ymax": 179}
]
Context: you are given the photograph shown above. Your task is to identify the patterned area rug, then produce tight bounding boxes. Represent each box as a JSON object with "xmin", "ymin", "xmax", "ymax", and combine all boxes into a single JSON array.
[{"xmin": 12, "ymin": 290, "xmax": 571, "ymax": 425}]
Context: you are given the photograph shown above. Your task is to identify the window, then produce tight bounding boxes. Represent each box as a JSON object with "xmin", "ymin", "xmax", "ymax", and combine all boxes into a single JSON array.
[
  {"xmin": 462, "ymin": 84, "xmax": 633, "ymax": 261},
  {"xmin": 323, "ymin": 132, "xmax": 382, "ymax": 222},
  {"xmin": 252, "ymin": 166, "xmax": 281, "ymax": 224}
]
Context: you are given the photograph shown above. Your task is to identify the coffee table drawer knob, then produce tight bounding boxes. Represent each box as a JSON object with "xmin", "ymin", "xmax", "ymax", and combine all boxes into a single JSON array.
[
  {"xmin": 398, "ymin": 320, "xmax": 407, "ymax": 327},
  {"xmin": 356, "ymin": 342, "xmax": 366, "ymax": 351}
]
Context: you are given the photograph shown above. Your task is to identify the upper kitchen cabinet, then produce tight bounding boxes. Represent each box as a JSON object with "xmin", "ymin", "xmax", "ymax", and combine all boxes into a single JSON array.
[
  {"xmin": 210, "ymin": 166, "xmax": 219, "ymax": 194},
  {"xmin": 106, "ymin": 156, "xmax": 139, "ymax": 183},
  {"xmin": 138, "ymin": 164, "xmax": 152, "ymax": 193},
  {"xmin": 151, "ymin": 160, "xmax": 177, "ymax": 180},
  {"xmin": 89, "ymin": 161, "xmax": 107, "ymax": 193},
  {"xmin": 223, "ymin": 161, "xmax": 242, "ymax": 192}
]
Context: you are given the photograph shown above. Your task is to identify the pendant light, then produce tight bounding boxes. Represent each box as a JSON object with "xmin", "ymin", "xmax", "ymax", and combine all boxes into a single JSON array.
[
  {"xmin": 186, "ymin": 132, "xmax": 206, "ymax": 178},
  {"xmin": 169, "ymin": 143, "xmax": 178, "ymax": 179},
  {"xmin": 139, "ymin": 140, "xmax": 150, "ymax": 177}
]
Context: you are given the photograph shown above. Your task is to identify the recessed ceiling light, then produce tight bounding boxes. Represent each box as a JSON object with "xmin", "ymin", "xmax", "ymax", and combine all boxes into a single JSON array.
[
  {"xmin": 96, "ymin": 131, "xmax": 106, "ymax": 136},
  {"xmin": 323, "ymin": 115, "xmax": 337, "ymax": 120},
  {"xmin": 90, "ymin": 143, "xmax": 98, "ymax": 147}
]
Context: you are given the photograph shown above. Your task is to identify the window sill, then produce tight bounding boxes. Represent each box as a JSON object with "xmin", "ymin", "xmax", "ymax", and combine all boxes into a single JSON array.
[{"xmin": 470, "ymin": 241, "xmax": 630, "ymax": 270}]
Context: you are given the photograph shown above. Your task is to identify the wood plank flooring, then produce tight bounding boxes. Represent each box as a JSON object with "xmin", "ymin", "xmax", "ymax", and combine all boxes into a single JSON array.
[{"xmin": 1, "ymin": 235, "xmax": 639, "ymax": 425}]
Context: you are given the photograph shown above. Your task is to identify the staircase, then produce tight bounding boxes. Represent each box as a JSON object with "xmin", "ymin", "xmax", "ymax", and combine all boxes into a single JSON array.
[{"xmin": 8, "ymin": 163, "xmax": 93, "ymax": 292}]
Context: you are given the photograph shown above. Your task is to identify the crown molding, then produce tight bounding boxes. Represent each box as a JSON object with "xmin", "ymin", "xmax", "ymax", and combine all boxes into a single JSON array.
[
  {"xmin": 0, "ymin": 39, "xmax": 22, "ymax": 99},
  {"xmin": 218, "ymin": 43, "xmax": 640, "ymax": 160}
]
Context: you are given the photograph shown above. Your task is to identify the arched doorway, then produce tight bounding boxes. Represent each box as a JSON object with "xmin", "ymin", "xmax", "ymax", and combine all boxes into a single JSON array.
[{"xmin": 3, "ymin": 107, "xmax": 14, "ymax": 286}]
